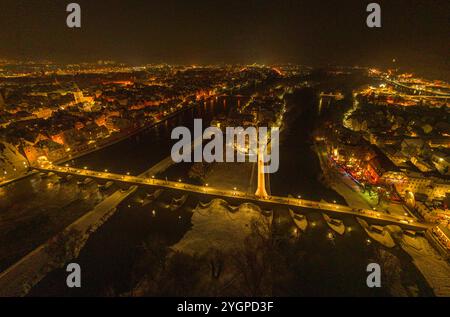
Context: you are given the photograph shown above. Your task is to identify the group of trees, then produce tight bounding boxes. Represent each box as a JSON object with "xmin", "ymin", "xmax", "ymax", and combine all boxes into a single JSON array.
[
  {"xmin": 126, "ymin": 218, "xmax": 276, "ymax": 296},
  {"xmin": 188, "ymin": 162, "xmax": 211, "ymax": 184}
]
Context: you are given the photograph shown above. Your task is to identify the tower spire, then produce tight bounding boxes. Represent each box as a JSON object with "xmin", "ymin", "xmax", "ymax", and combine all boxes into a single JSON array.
[{"xmin": 255, "ymin": 142, "xmax": 268, "ymax": 198}]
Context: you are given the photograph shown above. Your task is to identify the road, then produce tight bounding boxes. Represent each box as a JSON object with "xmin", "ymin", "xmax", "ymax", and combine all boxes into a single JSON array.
[{"xmin": 386, "ymin": 78, "xmax": 450, "ymax": 97}]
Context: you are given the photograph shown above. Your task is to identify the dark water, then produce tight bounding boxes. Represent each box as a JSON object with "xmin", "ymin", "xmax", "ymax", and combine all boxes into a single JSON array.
[
  {"xmin": 0, "ymin": 172, "xmax": 112, "ymax": 271},
  {"xmin": 70, "ymin": 97, "xmax": 236, "ymax": 175},
  {"xmin": 271, "ymin": 93, "xmax": 346, "ymax": 203},
  {"xmin": 2, "ymin": 88, "xmax": 434, "ymax": 296},
  {"xmin": 29, "ymin": 188, "xmax": 200, "ymax": 296},
  {"xmin": 268, "ymin": 92, "xmax": 432, "ymax": 296},
  {"xmin": 0, "ymin": 97, "xmax": 233, "ymax": 271},
  {"xmin": 27, "ymin": 97, "xmax": 240, "ymax": 296}
]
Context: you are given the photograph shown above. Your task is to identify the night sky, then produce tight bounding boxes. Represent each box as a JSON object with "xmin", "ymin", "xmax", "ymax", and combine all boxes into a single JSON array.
[{"xmin": 0, "ymin": 0, "xmax": 448, "ymax": 76}]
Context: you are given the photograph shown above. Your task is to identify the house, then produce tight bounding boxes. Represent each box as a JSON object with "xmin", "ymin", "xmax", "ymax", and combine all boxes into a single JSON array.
[
  {"xmin": 80, "ymin": 122, "xmax": 109, "ymax": 141},
  {"xmin": 24, "ymin": 139, "xmax": 66, "ymax": 163}
]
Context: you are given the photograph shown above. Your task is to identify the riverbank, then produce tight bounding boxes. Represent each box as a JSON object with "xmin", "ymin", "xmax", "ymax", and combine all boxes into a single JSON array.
[
  {"xmin": 0, "ymin": 175, "xmax": 112, "ymax": 272},
  {"xmin": 132, "ymin": 199, "xmax": 272, "ymax": 296},
  {"xmin": 0, "ymin": 170, "xmax": 37, "ymax": 188},
  {"xmin": 169, "ymin": 161, "xmax": 263, "ymax": 254},
  {"xmin": 0, "ymin": 186, "xmax": 137, "ymax": 296},
  {"xmin": 315, "ymin": 142, "xmax": 450, "ymax": 296},
  {"xmin": 0, "ymin": 150, "xmax": 180, "ymax": 296},
  {"xmin": 399, "ymin": 234, "xmax": 450, "ymax": 296},
  {"xmin": 172, "ymin": 199, "xmax": 269, "ymax": 255},
  {"xmin": 314, "ymin": 142, "xmax": 374, "ymax": 209}
]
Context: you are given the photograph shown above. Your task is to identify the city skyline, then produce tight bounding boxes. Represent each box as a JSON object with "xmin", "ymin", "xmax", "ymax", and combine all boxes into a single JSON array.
[{"xmin": 0, "ymin": 1, "xmax": 449, "ymax": 79}]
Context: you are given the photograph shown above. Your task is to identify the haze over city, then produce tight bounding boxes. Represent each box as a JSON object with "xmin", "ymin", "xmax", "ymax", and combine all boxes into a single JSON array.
[{"xmin": 0, "ymin": 0, "xmax": 449, "ymax": 79}]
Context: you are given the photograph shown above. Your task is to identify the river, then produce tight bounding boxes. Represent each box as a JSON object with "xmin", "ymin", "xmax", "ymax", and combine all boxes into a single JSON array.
[{"xmin": 1, "ymin": 79, "xmax": 435, "ymax": 296}]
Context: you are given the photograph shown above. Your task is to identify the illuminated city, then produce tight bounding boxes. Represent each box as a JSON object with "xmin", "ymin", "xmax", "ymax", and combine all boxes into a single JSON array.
[{"xmin": 0, "ymin": 0, "xmax": 449, "ymax": 303}]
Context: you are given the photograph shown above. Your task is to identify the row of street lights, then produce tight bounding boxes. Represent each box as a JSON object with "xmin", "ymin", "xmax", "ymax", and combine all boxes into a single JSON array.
[{"xmin": 42, "ymin": 165, "xmax": 419, "ymax": 226}]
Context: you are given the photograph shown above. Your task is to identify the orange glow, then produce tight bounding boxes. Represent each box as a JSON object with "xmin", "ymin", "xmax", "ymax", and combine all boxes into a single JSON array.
[{"xmin": 272, "ymin": 67, "xmax": 283, "ymax": 76}]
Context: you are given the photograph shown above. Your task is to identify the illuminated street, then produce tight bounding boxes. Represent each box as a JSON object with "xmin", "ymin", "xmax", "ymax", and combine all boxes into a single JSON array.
[{"xmin": 35, "ymin": 164, "xmax": 432, "ymax": 230}]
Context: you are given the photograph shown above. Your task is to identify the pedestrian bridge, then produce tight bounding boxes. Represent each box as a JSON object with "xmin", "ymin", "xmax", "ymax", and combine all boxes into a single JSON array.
[{"xmin": 35, "ymin": 165, "xmax": 434, "ymax": 231}]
